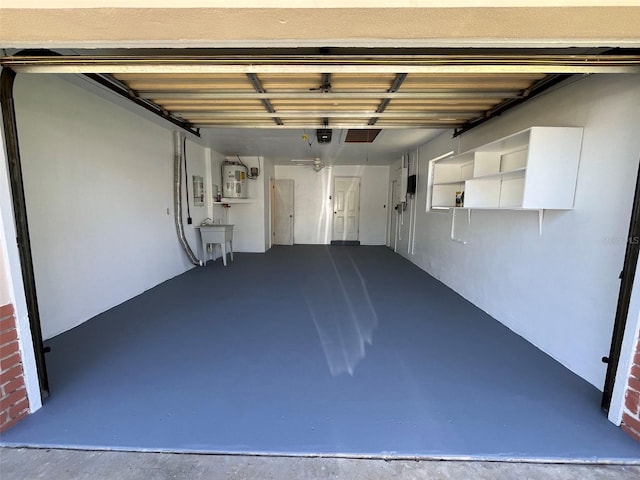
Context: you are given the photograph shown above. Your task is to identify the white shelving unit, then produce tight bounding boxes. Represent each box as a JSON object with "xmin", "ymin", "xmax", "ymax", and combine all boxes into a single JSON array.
[
  {"xmin": 430, "ymin": 127, "xmax": 583, "ymax": 211},
  {"xmin": 431, "ymin": 152, "xmax": 474, "ymax": 209},
  {"xmin": 429, "ymin": 126, "xmax": 583, "ymax": 238},
  {"xmin": 213, "ymin": 198, "xmax": 255, "ymax": 204}
]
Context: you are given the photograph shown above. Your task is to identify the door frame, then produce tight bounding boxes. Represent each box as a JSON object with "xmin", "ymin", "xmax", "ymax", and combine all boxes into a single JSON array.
[
  {"xmin": 1, "ymin": 68, "xmax": 49, "ymax": 400},
  {"xmin": 603, "ymin": 157, "xmax": 640, "ymax": 414},
  {"xmin": 273, "ymin": 178, "xmax": 294, "ymax": 245},
  {"xmin": 332, "ymin": 176, "xmax": 361, "ymax": 243}
]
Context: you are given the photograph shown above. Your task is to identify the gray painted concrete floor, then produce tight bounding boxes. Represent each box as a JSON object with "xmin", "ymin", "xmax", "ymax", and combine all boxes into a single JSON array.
[
  {"xmin": 1, "ymin": 448, "xmax": 640, "ymax": 480},
  {"xmin": 3, "ymin": 247, "xmax": 639, "ymax": 460}
]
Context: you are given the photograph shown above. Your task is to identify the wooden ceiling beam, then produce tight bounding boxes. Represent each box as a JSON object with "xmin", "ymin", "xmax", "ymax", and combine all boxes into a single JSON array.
[
  {"xmin": 139, "ymin": 91, "xmax": 522, "ymax": 100},
  {"xmin": 180, "ymin": 111, "xmax": 479, "ymax": 119}
]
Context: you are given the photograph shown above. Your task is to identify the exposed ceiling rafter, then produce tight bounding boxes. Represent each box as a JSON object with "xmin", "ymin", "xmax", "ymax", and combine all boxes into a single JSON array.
[
  {"xmin": 178, "ymin": 111, "xmax": 477, "ymax": 119},
  {"xmin": 246, "ymin": 73, "xmax": 282, "ymax": 126},
  {"xmin": 135, "ymin": 91, "xmax": 524, "ymax": 100},
  {"xmin": 369, "ymin": 73, "xmax": 407, "ymax": 126}
]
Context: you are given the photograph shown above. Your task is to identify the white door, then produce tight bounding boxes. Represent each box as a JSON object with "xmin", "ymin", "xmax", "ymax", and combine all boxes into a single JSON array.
[
  {"xmin": 332, "ymin": 177, "xmax": 360, "ymax": 242},
  {"xmin": 274, "ymin": 179, "xmax": 294, "ymax": 245}
]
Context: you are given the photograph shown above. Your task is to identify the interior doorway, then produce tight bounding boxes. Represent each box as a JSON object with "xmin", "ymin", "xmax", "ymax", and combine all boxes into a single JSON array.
[
  {"xmin": 273, "ymin": 179, "xmax": 294, "ymax": 245},
  {"xmin": 332, "ymin": 177, "xmax": 360, "ymax": 243}
]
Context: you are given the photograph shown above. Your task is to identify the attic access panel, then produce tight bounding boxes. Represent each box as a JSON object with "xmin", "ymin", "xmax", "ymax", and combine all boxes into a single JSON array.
[{"xmin": 345, "ymin": 129, "xmax": 382, "ymax": 143}]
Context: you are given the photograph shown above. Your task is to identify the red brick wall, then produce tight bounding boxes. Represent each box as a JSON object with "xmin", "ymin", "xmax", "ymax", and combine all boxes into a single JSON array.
[
  {"xmin": 0, "ymin": 303, "xmax": 29, "ymax": 432},
  {"xmin": 622, "ymin": 337, "xmax": 640, "ymax": 442}
]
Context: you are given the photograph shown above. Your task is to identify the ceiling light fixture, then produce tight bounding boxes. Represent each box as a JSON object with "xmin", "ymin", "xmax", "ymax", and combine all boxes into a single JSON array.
[{"xmin": 291, "ymin": 157, "xmax": 325, "ymax": 172}]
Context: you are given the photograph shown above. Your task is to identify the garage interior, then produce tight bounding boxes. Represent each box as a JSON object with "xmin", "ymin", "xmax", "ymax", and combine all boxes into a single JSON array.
[{"xmin": 1, "ymin": 46, "xmax": 640, "ymax": 461}]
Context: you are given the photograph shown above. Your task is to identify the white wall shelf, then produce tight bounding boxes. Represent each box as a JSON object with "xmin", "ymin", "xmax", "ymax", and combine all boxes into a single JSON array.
[
  {"xmin": 430, "ymin": 126, "xmax": 583, "ymax": 212},
  {"xmin": 472, "ymin": 166, "xmax": 527, "ymax": 181},
  {"xmin": 213, "ymin": 198, "xmax": 255, "ymax": 204},
  {"xmin": 429, "ymin": 126, "xmax": 584, "ymax": 238},
  {"xmin": 433, "ymin": 179, "xmax": 474, "ymax": 186}
]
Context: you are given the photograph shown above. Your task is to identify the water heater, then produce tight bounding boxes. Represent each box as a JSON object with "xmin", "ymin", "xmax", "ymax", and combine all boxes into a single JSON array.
[{"xmin": 222, "ymin": 162, "xmax": 248, "ymax": 198}]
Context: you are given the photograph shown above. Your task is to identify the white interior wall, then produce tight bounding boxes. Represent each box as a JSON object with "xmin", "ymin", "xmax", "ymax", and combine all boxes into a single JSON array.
[
  {"xmin": 209, "ymin": 149, "xmax": 226, "ymax": 224},
  {"xmin": 183, "ymin": 138, "xmax": 209, "ymax": 253},
  {"xmin": 274, "ymin": 165, "xmax": 389, "ymax": 245},
  {"xmin": 395, "ymin": 74, "xmax": 640, "ymax": 389},
  {"xmin": 199, "ymin": 148, "xmax": 230, "ymax": 262},
  {"xmin": 221, "ymin": 156, "xmax": 267, "ymax": 253},
  {"xmin": 389, "ymin": 151, "xmax": 420, "ymax": 255},
  {"xmin": 14, "ymin": 74, "xmax": 208, "ymax": 339}
]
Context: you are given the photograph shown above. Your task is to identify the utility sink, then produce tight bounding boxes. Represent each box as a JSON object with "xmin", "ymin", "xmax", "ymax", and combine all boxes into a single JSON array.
[{"xmin": 196, "ymin": 224, "xmax": 234, "ymax": 266}]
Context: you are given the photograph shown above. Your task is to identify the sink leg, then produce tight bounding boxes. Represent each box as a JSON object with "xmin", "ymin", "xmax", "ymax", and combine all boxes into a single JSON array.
[{"xmin": 221, "ymin": 242, "xmax": 227, "ymax": 267}]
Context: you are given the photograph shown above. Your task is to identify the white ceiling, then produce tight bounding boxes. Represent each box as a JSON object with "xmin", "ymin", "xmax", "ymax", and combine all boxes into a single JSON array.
[{"xmin": 201, "ymin": 128, "xmax": 443, "ymax": 166}]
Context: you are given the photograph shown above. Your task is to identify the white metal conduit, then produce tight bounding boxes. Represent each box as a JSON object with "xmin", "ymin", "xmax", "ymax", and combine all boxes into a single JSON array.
[{"xmin": 173, "ymin": 131, "xmax": 202, "ymax": 266}]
